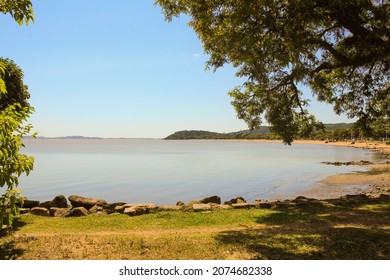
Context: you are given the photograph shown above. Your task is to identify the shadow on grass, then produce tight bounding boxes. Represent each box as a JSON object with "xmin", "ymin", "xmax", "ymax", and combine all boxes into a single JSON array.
[
  {"xmin": 216, "ymin": 197, "xmax": 390, "ymax": 259},
  {"xmin": 0, "ymin": 218, "xmax": 27, "ymax": 260}
]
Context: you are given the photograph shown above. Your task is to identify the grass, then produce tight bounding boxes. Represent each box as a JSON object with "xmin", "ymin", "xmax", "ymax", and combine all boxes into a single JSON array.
[{"xmin": 1, "ymin": 198, "xmax": 389, "ymax": 260}]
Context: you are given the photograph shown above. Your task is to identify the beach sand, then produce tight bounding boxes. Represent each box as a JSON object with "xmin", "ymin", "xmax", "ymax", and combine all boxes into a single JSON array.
[{"xmin": 290, "ymin": 140, "xmax": 390, "ymax": 199}]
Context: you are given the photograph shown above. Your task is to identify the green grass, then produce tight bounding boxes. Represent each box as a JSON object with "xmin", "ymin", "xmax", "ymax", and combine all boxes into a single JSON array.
[{"xmin": 1, "ymin": 199, "xmax": 389, "ymax": 260}]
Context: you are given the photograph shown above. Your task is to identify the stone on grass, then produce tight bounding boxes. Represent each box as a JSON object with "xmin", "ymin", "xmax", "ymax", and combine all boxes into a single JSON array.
[
  {"xmin": 199, "ymin": 195, "xmax": 221, "ymax": 204},
  {"xmin": 22, "ymin": 199, "xmax": 40, "ymax": 208},
  {"xmin": 19, "ymin": 208, "xmax": 31, "ymax": 215},
  {"xmin": 122, "ymin": 203, "xmax": 158, "ymax": 210},
  {"xmin": 89, "ymin": 205, "xmax": 103, "ymax": 214},
  {"xmin": 159, "ymin": 205, "xmax": 182, "ymax": 211},
  {"xmin": 31, "ymin": 207, "xmax": 50, "ymax": 216},
  {"xmin": 103, "ymin": 202, "xmax": 126, "ymax": 211},
  {"xmin": 71, "ymin": 207, "xmax": 89, "ymax": 217},
  {"xmin": 68, "ymin": 195, "xmax": 107, "ymax": 210},
  {"xmin": 124, "ymin": 206, "xmax": 149, "ymax": 216},
  {"xmin": 50, "ymin": 195, "xmax": 68, "ymax": 208},
  {"xmin": 192, "ymin": 203, "xmax": 211, "ymax": 211},
  {"xmin": 176, "ymin": 201, "xmax": 185, "ymax": 206},
  {"xmin": 50, "ymin": 207, "xmax": 72, "ymax": 218},
  {"xmin": 232, "ymin": 203, "xmax": 256, "ymax": 209},
  {"xmin": 114, "ymin": 205, "xmax": 125, "ymax": 213},
  {"xmin": 259, "ymin": 202, "xmax": 272, "ymax": 209},
  {"xmin": 38, "ymin": 201, "xmax": 52, "ymax": 209},
  {"xmin": 187, "ymin": 200, "xmax": 200, "ymax": 207},
  {"xmin": 225, "ymin": 197, "xmax": 246, "ymax": 205}
]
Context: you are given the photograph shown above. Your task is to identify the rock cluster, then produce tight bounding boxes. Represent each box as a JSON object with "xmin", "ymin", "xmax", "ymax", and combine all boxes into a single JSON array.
[
  {"xmin": 17, "ymin": 193, "xmax": 390, "ymax": 219},
  {"xmin": 321, "ymin": 160, "xmax": 373, "ymax": 166}
]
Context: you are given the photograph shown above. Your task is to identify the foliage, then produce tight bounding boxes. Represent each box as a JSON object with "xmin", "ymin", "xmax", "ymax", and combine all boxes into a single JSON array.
[
  {"xmin": 0, "ymin": 58, "xmax": 30, "ymax": 111},
  {"xmin": 155, "ymin": 0, "xmax": 390, "ymax": 144},
  {"xmin": 0, "ymin": 1, "xmax": 34, "ymax": 227},
  {"xmin": 165, "ymin": 123, "xmax": 354, "ymax": 140},
  {"xmin": 0, "ymin": 60, "xmax": 35, "ymax": 227},
  {"xmin": 0, "ymin": 0, "xmax": 34, "ymax": 26}
]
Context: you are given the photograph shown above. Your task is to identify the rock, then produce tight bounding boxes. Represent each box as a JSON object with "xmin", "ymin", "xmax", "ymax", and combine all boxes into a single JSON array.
[
  {"xmin": 19, "ymin": 208, "xmax": 31, "ymax": 215},
  {"xmin": 187, "ymin": 200, "xmax": 200, "ymax": 207},
  {"xmin": 50, "ymin": 207, "xmax": 72, "ymax": 218},
  {"xmin": 21, "ymin": 199, "xmax": 40, "ymax": 208},
  {"xmin": 214, "ymin": 204, "xmax": 231, "ymax": 210},
  {"xmin": 50, "ymin": 195, "xmax": 68, "ymax": 208},
  {"xmin": 103, "ymin": 202, "xmax": 126, "ymax": 211},
  {"xmin": 227, "ymin": 197, "xmax": 247, "ymax": 204},
  {"xmin": 293, "ymin": 196, "xmax": 309, "ymax": 201},
  {"xmin": 31, "ymin": 207, "xmax": 50, "ymax": 216},
  {"xmin": 71, "ymin": 207, "xmax": 89, "ymax": 217},
  {"xmin": 259, "ymin": 202, "xmax": 272, "ymax": 209},
  {"xmin": 192, "ymin": 203, "xmax": 211, "ymax": 211},
  {"xmin": 68, "ymin": 195, "xmax": 107, "ymax": 210},
  {"xmin": 89, "ymin": 205, "xmax": 103, "ymax": 214},
  {"xmin": 176, "ymin": 201, "xmax": 185, "ymax": 206},
  {"xmin": 38, "ymin": 201, "xmax": 52, "ymax": 209},
  {"xmin": 232, "ymin": 203, "xmax": 256, "ymax": 209},
  {"xmin": 114, "ymin": 205, "xmax": 125, "ymax": 213},
  {"xmin": 199, "ymin": 195, "xmax": 221, "ymax": 204},
  {"xmin": 159, "ymin": 205, "xmax": 182, "ymax": 211},
  {"xmin": 122, "ymin": 203, "xmax": 158, "ymax": 210},
  {"xmin": 124, "ymin": 206, "xmax": 149, "ymax": 216}
]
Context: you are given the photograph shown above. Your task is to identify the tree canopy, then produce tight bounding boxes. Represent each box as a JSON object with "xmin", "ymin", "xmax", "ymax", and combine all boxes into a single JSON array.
[
  {"xmin": 155, "ymin": 0, "xmax": 390, "ymax": 144},
  {"xmin": 0, "ymin": 0, "xmax": 34, "ymax": 26},
  {"xmin": 0, "ymin": 58, "xmax": 30, "ymax": 111},
  {"xmin": 0, "ymin": 0, "xmax": 34, "ymax": 227}
]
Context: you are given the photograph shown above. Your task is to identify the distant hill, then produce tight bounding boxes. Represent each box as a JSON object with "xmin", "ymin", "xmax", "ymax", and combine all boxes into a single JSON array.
[{"xmin": 165, "ymin": 123, "xmax": 354, "ymax": 140}]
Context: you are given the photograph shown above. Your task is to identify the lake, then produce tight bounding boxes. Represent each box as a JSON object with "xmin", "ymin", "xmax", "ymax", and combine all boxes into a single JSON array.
[{"xmin": 16, "ymin": 139, "xmax": 374, "ymax": 204}]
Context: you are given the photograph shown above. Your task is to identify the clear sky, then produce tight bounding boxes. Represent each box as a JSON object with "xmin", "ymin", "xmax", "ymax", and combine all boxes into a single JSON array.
[{"xmin": 0, "ymin": 0, "xmax": 351, "ymax": 138}]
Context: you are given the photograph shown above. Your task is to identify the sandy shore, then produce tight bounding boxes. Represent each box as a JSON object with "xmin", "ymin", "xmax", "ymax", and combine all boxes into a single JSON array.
[{"xmin": 292, "ymin": 140, "xmax": 390, "ymax": 199}]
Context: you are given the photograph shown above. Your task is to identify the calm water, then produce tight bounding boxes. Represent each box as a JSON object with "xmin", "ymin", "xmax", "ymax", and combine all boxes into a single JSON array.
[{"xmin": 16, "ymin": 139, "xmax": 374, "ymax": 204}]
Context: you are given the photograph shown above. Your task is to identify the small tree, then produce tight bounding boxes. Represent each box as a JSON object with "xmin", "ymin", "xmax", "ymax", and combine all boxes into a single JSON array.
[{"xmin": 1, "ymin": 0, "xmax": 34, "ymax": 227}]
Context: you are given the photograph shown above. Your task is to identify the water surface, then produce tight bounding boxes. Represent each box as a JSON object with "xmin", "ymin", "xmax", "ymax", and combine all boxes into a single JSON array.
[{"xmin": 17, "ymin": 139, "xmax": 374, "ymax": 204}]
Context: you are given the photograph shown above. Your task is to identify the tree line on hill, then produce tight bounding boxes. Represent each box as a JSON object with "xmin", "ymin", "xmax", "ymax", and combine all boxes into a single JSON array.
[{"xmin": 166, "ymin": 122, "xmax": 390, "ymax": 142}]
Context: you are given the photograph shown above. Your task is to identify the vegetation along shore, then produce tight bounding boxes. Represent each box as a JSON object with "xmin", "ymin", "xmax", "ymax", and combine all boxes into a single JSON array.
[{"xmin": 0, "ymin": 140, "xmax": 389, "ymax": 260}]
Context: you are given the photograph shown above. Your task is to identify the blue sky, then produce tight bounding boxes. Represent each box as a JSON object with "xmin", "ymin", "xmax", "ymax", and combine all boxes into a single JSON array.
[{"xmin": 0, "ymin": 0, "xmax": 350, "ymax": 138}]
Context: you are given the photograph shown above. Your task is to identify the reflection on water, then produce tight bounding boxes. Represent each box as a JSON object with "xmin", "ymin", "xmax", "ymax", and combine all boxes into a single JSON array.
[{"xmin": 18, "ymin": 139, "xmax": 374, "ymax": 204}]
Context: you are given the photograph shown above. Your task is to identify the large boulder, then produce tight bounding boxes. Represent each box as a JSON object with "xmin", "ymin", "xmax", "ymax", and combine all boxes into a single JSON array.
[
  {"xmin": 38, "ymin": 201, "xmax": 52, "ymax": 209},
  {"xmin": 21, "ymin": 199, "xmax": 40, "ymax": 208},
  {"xmin": 71, "ymin": 207, "xmax": 89, "ymax": 217},
  {"xmin": 224, "ymin": 197, "xmax": 246, "ymax": 205},
  {"xmin": 50, "ymin": 207, "xmax": 72, "ymax": 218},
  {"xmin": 50, "ymin": 195, "xmax": 68, "ymax": 208},
  {"xmin": 199, "ymin": 195, "xmax": 221, "ymax": 204},
  {"xmin": 31, "ymin": 207, "xmax": 50, "ymax": 216},
  {"xmin": 123, "ymin": 206, "xmax": 149, "ymax": 216},
  {"xmin": 39, "ymin": 195, "xmax": 69, "ymax": 209},
  {"xmin": 68, "ymin": 195, "xmax": 107, "ymax": 210}
]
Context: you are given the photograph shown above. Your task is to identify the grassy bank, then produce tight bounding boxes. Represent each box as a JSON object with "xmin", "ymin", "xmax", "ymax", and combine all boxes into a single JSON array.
[{"xmin": 1, "ymin": 196, "xmax": 389, "ymax": 260}]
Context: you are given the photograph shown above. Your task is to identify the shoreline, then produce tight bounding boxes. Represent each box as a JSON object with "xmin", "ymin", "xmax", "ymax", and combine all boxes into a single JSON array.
[
  {"xmin": 294, "ymin": 140, "xmax": 390, "ymax": 199},
  {"xmin": 193, "ymin": 139, "xmax": 390, "ymax": 200}
]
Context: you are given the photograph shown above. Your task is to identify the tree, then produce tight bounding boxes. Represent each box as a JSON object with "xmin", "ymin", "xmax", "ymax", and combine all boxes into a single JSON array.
[
  {"xmin": 1, "ymin": 0, "xmax": 34, "ymax": 227},
  {"xmin": 155, "ymin": 0, "xmax": 390, "ymax": 144}
]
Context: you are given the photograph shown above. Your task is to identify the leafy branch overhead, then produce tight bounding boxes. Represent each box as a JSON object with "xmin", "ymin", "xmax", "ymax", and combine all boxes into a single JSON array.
[
  {"xmin": 0, "ymin": 0, "xmax": 34, "ymax": 26},
  {"xmin": 155, "ymin": 0, "xmax": 390, "ymax": 144}
]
